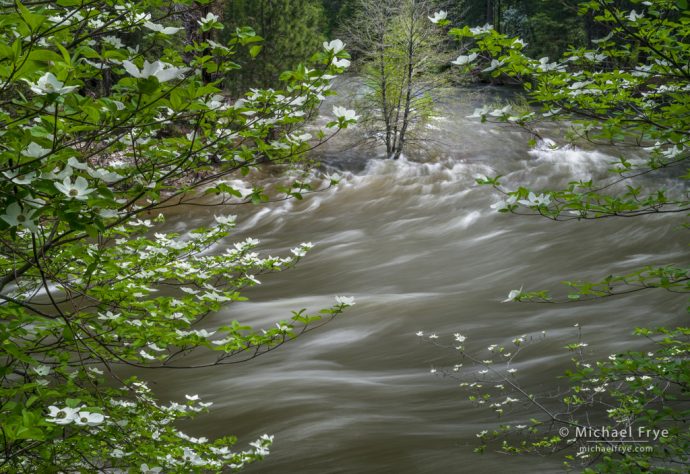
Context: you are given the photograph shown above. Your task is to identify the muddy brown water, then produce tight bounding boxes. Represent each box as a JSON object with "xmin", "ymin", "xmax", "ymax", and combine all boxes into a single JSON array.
[{"xmin": 147, "ymin": 87, "xmax": 687, "ymax": 473}]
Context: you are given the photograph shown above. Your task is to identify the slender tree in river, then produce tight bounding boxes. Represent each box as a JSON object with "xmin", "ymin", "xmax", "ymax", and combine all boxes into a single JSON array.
[{"xmin": 344, "ymin": 0, "xmax": 447, "ymax": 159}]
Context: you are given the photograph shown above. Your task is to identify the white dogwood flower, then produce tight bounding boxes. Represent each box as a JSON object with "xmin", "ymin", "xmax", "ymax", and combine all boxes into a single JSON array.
[
  {"xmin": 98, "ymin": 310, "xmax": 121, "ymax": 320},
  {"xmin": 490, "ymin": 195, "xmax": 517, "ymax": 211},
  {"xmin": 512, "ymin": 38, "xmax": 527, "ymax": 48},
  {"xmin": 102, "ymin": 35, "xmax": 124, "ymax": 48},
  {"xmin": 518, "ymin": 192, "xmax": 551, "ymax": 207},
  {"xmin": 482, "ymin": 59, "xmax": 505, "ymax": 72},
  {"xmin": 74, "ymin": 411, "xmax": 106, "ymax": 426},
  {"xmin": 489, "ymin": 105, "xmax": 513, "ymax": 117},
  {"xmin": 29, "ymin": 72, "xmax": 79, "ymax": 95},
  {"xmin": 140, "ymin": 349, "xmax": 156, "ymax": 360},
  {"xmin": 332, "ymin": 57, "xmax": 351, "ymax": 68},
  {"xmin": 470, "ymin": 24, "xmax": 493, "ymax": 35},
  {"xmin": 467, "ymin": 105, "xmax": 491, "ymax": 118},
  {"xmin": 452, "ymin": 53, "xmax": 478, "ymax": 65},
  {"xmin": 3, "ymin": 169, "xmax": 37, "ymax": 185},
  {"xmin": 628, "ymin": 10, "xmax": 644, "ymax": 22},
  {"xmin": 143, "ymin": 21, "xmax": 181, "ymax": 35},
  {"xmin": 335, "ymin": 296, "xmax": 355, "ymax": 306},
  {"xmin": 502, "ymin": 287, "xmax": 523, "ymax": 302},
  {"xmin": 428, "ymin": 11, "xmax": 447, "ymax": 24},
  {"xmin": 122, "ymin": 60, "xmax": 188, "ymax": 82},
  {"xmin": 323, "ymin": 39, "xmax": 345, "ymax": 54},
  {"xmin": 197, "ymin": 12, "xmax": 222, "ymax": 31},
  {"xmin": 333, "ymin": 106, "xmax": 359, "ymax": 122},
  {"xmin": 54, "ymin": 176, "xmax": 94, "ymax": 200},
  {"xmin": 22, "ymin": 142, "xmax": 51, "ymax": 158},
  {"xmin": 214, "ymin": 214, "xmax": 236, "ymax": 225},
  {"xmin": 1, "ymin": 202, "xmax": 37, "ymax": 231},
  {"xmin": 140, "ymin": 464, "xmax": 163, "ymax": 474},
  {"xmin": 33, "ymin": 365, "xmax": 51, "ymax": 376},
  {"xmin": 46, "ymin": 406, "xmax": 80, "ymax": 425},
  {"xmin": 88, "ymin": 167, "xmax": 122, "ymax": 183},
  {"xmin": 537, "ymin": 57, "xmax": 560, "ymax": 72}
]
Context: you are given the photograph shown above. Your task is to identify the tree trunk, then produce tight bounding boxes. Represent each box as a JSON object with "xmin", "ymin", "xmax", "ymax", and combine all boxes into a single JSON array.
[{"xmin": 393, "ymin": 0, "xmax": 417, "ymax": 160}]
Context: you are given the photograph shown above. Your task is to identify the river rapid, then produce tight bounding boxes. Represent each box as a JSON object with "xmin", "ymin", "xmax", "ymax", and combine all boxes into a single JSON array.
[{"xmin": 150, "ymin": 87, "xmax": 687, "ymax": 473}]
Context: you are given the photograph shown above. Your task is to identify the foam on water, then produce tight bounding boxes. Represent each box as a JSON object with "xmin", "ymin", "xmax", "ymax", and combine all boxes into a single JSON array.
[{"xmin": 150, "ymin": 88, "xmax": 687, "ymax": 474}]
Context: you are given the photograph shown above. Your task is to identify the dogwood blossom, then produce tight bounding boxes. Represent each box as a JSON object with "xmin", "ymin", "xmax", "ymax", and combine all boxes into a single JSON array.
[
  {"xmin": 469, "ymin": 24, "xmax": 493, "ymax": 35},
  {"xmin": 512, "ymin": 38, "xmax": 527, "ymax": 48},
  {"xmin": 74, "ymin": 411, "xmax": 106, "ymax": 426},
  {"xmin": 428, "ymin": 11, "xmax": 447, "ymax": 24},
  {"xmin": 140, "ymin": 350, "xmax": 157, "ymax": 360},
  {"xmin": 140, "ymin": 464, "xmax": 163, "ymax": 474},
  {"xmin": 628, "ymin": 10, "xmax": 644, "ymax": 21},
  {"xmin": 323, "ymin": 39, "xmax": 345, "ymax": 54},
  {"xmin": 214, "ymin": 214, "xmax": 236, "ymax": 225},
  {"xmin": 451, "ymin": 53, "xmax": 478, "ymax": 65},
  {"xmin": 3, "ymin": 170, "xmax": 37, "ymax": 185},
  {"xmin": 502, "ymin": 287, "xmax": 523, "ymax": 302},
  {"xmin": 490, "ymin": 195, "xmax": 517, "ymax": 211},
  {"xmin": 88, "ymin": 167, "xmax": 122, "ymax": 183},
  {"xmin": 122, "ymin": 60, "xmax": 188, "ymax": 82},
  {"xmin": 102, "ymin": 35, "xmax": 124, "ymax": 48},
  {"xmin": 467, "ymin": 105, "xmax": 491, "ymax": 118},
  {"xmin": 332, "ymin": 57, "xmax": 351, "ymax": 68},
  {"xmin": 46, "ymin": 406, "xmax": 80, "ymax": 425},
  {"xmin": 537, "ymin": 57, "xmax": 560, "ymax": 72},
  {"xmin": 335, "ymin": 296, "xmax": 355, "ymax": 306},
  {"xmin": 1, "ymin": 202, "xmax": 37, "ymax": 231},
  {"xmin": 54, "ymin": 176, "xmax": 94, "ymax": 200},
  {"xmin": 33, "ymin": 365, "xmax": 51, "ymax": 376},
  {"xmin": 197, "ymin": 12, "xmax": 221, "ymax": 28},
  {"xmin": 489, "ymin": 105, "xmax": 512, "ymax": 117},
  {"xmin": 333, "ymin": 106, "xmax": 359, "ymax": 122},
  {"xmin": 22, "ymin": 142, "xmax": 51, "ymax": 158},
  {"xmin": 28, "ymin": 72, "xmax": 79, "ymax": 95},
  {"xmin": 143, "ymin": 21, "xmax": 181, "ymax": 35},
  {"xmin": 482, "ymin": 59, "xmax": 505, "ymax": 72},
  {"xmin": 518, "ymin": 192, "xmax": 551, "ymax": 207}
]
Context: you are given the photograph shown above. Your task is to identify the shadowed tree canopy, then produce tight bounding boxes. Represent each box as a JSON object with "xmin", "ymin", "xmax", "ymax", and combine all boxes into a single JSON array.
[{"xmin": 224, "ymin": 0, "xmax": 327, "ymax": 93}]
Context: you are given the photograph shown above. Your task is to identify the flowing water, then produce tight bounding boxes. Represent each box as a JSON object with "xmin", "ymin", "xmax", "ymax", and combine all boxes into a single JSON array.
[{"xmin": 150, "ymin": 87, "xmax": 687, "ymax": 473}]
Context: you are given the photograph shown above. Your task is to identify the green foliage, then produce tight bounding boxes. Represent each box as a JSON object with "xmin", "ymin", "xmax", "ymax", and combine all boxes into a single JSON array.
[
  {"xmin": 424, "ymin": 328, "xmax": 690, "ymax": 472},
  {"xmin": 223, "ymin": 0, "xmax": 327, "ymax": 92},
  {"xmin": 435, "ymin": 0, "xmax": 690, "ymax": 470},
  {"xmin": 450, "ymin": 0, "xmax": 689, "ymax": 266},
  {"xmin": 445, "ymin": 0, "xmax": 587, "ymax": 59},
  {"xmin": 0, "ymin": 0, "xmax": 356, "ymax": 471}
]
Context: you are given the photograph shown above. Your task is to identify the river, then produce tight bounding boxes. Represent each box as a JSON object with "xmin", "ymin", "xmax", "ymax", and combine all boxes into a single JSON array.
[{"xmin": 149, "ymin": 86, "xmax": 687, "ymax": 473}]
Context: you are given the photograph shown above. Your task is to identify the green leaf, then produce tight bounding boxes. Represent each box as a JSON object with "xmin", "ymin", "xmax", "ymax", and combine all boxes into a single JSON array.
[
  {"xmin": 137, "ymin": 76, "xmax": 160, "ymax": 95},
  {"xmin": 249, "ymin": 45, "xmax": 262, "ymax": 58},
  {"xmin": 27, "ymin": 49, "xmax": 64, "ymax": 64},
  {"xmin": 16, "ymin": 1, "xmax": 45, "ymax": 31},
  {"xmin": 62, "ymin": 326, "xmax": 74, "ymax": 342}
]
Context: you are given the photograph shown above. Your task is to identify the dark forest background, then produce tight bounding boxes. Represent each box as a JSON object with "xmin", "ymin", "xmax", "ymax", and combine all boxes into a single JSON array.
[{"xmin": 223, "ymin": 0, "xmax": 602, "ymax": 91}]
